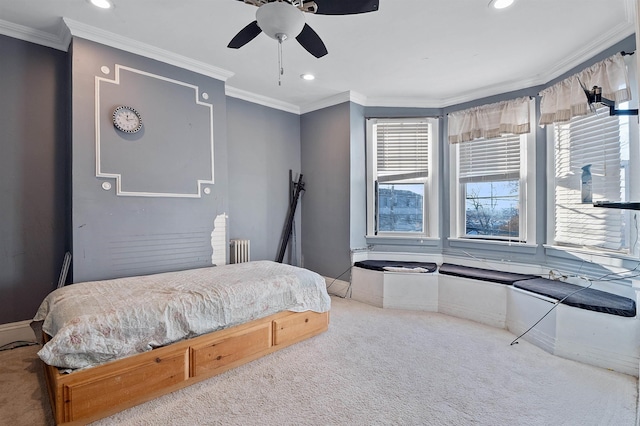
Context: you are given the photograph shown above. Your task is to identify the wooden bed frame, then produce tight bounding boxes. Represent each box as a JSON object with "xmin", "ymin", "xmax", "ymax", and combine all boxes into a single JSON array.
[{"xmin": 41, "ymin": 309, "xmax": 329, "ymax": 425}]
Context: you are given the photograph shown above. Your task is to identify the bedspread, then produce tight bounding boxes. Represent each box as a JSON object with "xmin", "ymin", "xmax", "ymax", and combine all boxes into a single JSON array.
[{"xmin": 32, "ymin": 261, "xmax": 331, "ymax": 370}]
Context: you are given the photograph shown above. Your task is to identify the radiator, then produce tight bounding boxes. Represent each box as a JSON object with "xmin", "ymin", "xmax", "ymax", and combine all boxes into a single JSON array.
[{"xmin": 230, "ymin": 239, "xmax": 251, "ymax": 264}]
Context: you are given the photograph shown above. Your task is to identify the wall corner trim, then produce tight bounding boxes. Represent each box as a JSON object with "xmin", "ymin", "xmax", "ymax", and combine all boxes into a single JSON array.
[{"xmin": 63, "ymin": 18, "xmax": 234, "ymax": 82}]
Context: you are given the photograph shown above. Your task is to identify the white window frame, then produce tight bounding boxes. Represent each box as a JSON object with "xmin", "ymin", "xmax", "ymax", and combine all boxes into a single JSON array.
[
  {"xmin": 546, "ymin": 109, "xmax": 639, "ymax": 258},
  {"xmin": 365, "ymin": 117, "xmax": 440, "ymax": 239},
  {"xmin": 546, "ymin": 56, "xmax": 640, "ymax": 260},
  {"xmin": 450, "ymin": 98, "xmax": 536, "ymax": 245}
]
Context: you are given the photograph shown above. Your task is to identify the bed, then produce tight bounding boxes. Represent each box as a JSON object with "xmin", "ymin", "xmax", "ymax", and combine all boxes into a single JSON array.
[{"xmin": 31, "ymin": 260, "xmax": 331, "ymax": 425}]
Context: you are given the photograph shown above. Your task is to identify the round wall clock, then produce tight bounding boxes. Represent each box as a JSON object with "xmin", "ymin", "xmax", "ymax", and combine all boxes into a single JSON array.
[{"xmin": 112, "ymin": 105, "xmax": 143, "ymax": 133}]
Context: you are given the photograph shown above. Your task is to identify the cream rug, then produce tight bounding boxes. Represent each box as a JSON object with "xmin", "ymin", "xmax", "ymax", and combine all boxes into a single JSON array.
[{"xmin": 1, "ymin": 296, "xmax": 637, "ymax": 425}]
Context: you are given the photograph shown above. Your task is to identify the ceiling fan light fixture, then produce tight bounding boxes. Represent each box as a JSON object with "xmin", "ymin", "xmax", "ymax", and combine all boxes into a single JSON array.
[
  {"xmin": 489, "ymin": 0, "xmax": 514, "ymax": 10},
  {"xmin": 256, "ymin": 2, "xmax": 305, "ymax": 41},
  {"xmin": 88, "ymin": 0, "xmax": 113, "ymax": 9}
]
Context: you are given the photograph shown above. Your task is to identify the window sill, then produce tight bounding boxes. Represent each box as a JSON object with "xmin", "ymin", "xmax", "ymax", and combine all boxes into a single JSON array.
[
  {"xmin": 543, "ymin": 245, "xmax": 640, "ymax": 268},
  {"xmin": 365, "ymin": 235, "xmax": 440, "ymax": 247},
  {"xmin": 447, "ymin": 238, "xmax": 538, "ymax": 254}
]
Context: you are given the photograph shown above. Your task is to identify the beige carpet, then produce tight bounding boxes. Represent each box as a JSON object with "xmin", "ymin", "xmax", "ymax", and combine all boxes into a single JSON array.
[
  {"xmin": 1, "ymin": 296, "xmax": 637, "ymax": 425},
  {"xmin": 0, "ymin": 342, "xmax": 53, "ymax": 425}
]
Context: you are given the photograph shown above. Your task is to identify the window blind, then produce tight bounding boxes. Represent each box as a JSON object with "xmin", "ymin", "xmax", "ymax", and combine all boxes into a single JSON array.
[
  {"xmin": 554, "ymin": 107, "xmax": 623, "ymax": 250},
  {"xmin": 375, "ymin": 120, "xmax": 429, "ymax": 183},
  {"xmin": 458, "ymin": 135, "xmax": 521, "ymax": 183}
]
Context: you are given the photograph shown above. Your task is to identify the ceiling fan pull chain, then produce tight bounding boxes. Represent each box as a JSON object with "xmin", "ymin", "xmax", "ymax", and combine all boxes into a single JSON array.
[{"xmin": 278, "ymin": 36, "xmax": 284, "ymax": 86}]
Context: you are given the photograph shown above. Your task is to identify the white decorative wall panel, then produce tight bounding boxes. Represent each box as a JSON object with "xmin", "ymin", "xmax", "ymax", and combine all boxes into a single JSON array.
[{"xmin": 95, "ymin": 64, "xmax": 214, "ymax": 197}]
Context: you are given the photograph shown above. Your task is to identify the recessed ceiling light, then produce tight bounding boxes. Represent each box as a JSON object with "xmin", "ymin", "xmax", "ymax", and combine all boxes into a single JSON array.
[
  {"xmin": 89, "ymin": 0, "xmax": 113, "ymax": 9},
  {"xmin": 301, "ymin": 73, "xmax": 315, "ymax": 81},
  {"xmin": 489, "ymin": 0, "xmax": 514, "ymax": 9}
]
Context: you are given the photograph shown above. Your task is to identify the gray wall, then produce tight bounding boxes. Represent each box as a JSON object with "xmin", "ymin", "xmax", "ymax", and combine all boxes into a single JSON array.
[
  {"xmin": 227, "ymin": 97, "xmax": 302, "ymax": 263},
  {"xmin": 349, "ymin": 102, "xmax": 367, "ymax": 250},
  {"xmin": 300, "ymin": 102, "xmax": 352, "ymax": 278},
  {"xmin": 0, "ymin": 35, "xmax": 69, "ymax": 323},
  {"xmin": 70, "ymin": 38, "xmax": 228, "ymax": 282}
]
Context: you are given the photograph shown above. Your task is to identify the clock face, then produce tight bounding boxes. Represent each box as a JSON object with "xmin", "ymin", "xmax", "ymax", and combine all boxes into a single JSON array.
[{"xmin": 112, "ymin": 106, "xmax": 143, "ymax": 133}]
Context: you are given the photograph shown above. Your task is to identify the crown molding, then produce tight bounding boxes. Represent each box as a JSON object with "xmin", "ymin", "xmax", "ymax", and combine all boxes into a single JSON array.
[
  {"xmin": 439, "ymin": 77, "xmax": 543, "ymax": 108},
  {"xmin": 225, "ymin": 86, "xmax": 300, "ymax": 114},
  {"xmin": 443, "ymin": 18, "xmax": 635, "ymax": 107},
  {"xmin": 4, "ymin": 14, "xmax": 630, "ymax": 115},
  {"xmin": 536, "ymin": 22, "xmax": 635, "ymax": 86},
  {"xmin": 363, "ymin": 96, "xmax": 445, "ymax": 109},
  {"xmin": 334, "ymin": 24, "xmax": 636, "ymax": 111},
  {"xmin": 300, "ymin": 91, "xmax": 367, "ymax": 114},
  {"xmin": 299, "ymin": 91, "xmax": 351, "ymax": 114},
  {"xmin": 0, "ymin": 18, "xmax": 71, "ymax": 51},
  {"xmin": 63, "ymin": 18, "xmax": 234, "ymax": 82},
  {"xmin": 224, "ymin": 88, "xmax": 367, "ymax": 115}
]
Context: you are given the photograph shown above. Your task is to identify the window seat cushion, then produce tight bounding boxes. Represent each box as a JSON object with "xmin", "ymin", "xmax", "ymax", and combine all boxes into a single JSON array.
[
  {"xmin": 438, "ymin": 263, "xmax": 538, "ymax": 285},
  {"xmin": 354, "ymin": 260, "xmax": 437, "ymax": 273},
  {"xmin": 514, "ymin": 278, "xmax": 636, "ymax": 317}
]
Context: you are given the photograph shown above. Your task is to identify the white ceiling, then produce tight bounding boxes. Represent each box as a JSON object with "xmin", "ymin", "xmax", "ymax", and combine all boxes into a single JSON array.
[{"xmin": 0, "ymin": 0, "xmax": 636, "ymax": 113}]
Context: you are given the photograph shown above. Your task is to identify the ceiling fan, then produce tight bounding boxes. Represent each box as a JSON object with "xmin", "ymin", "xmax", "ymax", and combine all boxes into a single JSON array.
[{"xmin": 228, "ymin": 0, "xmax": 380, "ymax": 58}]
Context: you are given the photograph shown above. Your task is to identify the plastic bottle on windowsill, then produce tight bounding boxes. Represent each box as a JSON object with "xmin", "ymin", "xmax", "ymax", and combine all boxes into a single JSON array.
[{"xmin": 581, "ymin": 164, "xmax": 592, "ymax": 204}]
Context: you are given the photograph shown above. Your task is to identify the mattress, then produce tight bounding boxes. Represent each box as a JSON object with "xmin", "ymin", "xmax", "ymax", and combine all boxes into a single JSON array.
[{"xmin": 32, "ymin": 260, "xmax": 331, "ymax": 370}]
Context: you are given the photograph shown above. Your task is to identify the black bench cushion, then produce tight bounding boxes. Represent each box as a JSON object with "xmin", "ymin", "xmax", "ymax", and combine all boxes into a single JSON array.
[
  {"xmin": 354, "ymin": 260, "xmax": 437, "ymax": 273},
  {"xmin": 438, "ymin": 263, "xmax": 538, "ymax": 285},
  {"xmin": 514, "ymin": 278, "xmax": 636, "ymax": 318}
]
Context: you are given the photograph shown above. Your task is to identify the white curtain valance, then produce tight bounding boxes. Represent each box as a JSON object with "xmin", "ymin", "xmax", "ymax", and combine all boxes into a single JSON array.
[
  {"xmin": 447, "ymin": 96, "xmax": 531, "ymax": 144},
  {"xmin": 538, "ymin": 53, "xmax": 631, "ymax": 126}
]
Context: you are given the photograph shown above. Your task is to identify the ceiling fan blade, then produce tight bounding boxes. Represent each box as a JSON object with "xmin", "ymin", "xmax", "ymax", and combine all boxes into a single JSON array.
[
  {"xmin": 311, "ymin": 0, "xmax": 379, "ymax": 15},
  {"xmin": 228, "ymin": 21, "xmax": 262, "ymax": 49},
  {"xmin": 296, "ymin": 23, "xmax": 328, "ymax": 58}
]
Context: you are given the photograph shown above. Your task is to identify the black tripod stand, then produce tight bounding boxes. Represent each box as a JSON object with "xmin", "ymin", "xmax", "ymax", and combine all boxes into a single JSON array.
[{"xmin": 276, "ymin": 173, "xmax": 305, "ymax": 263}]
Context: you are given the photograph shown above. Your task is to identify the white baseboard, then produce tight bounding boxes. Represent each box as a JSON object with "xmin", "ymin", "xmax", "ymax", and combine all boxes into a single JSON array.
[{"xmin": 0, "ymin": 320, "xmax": 37, "ymax": 347}]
